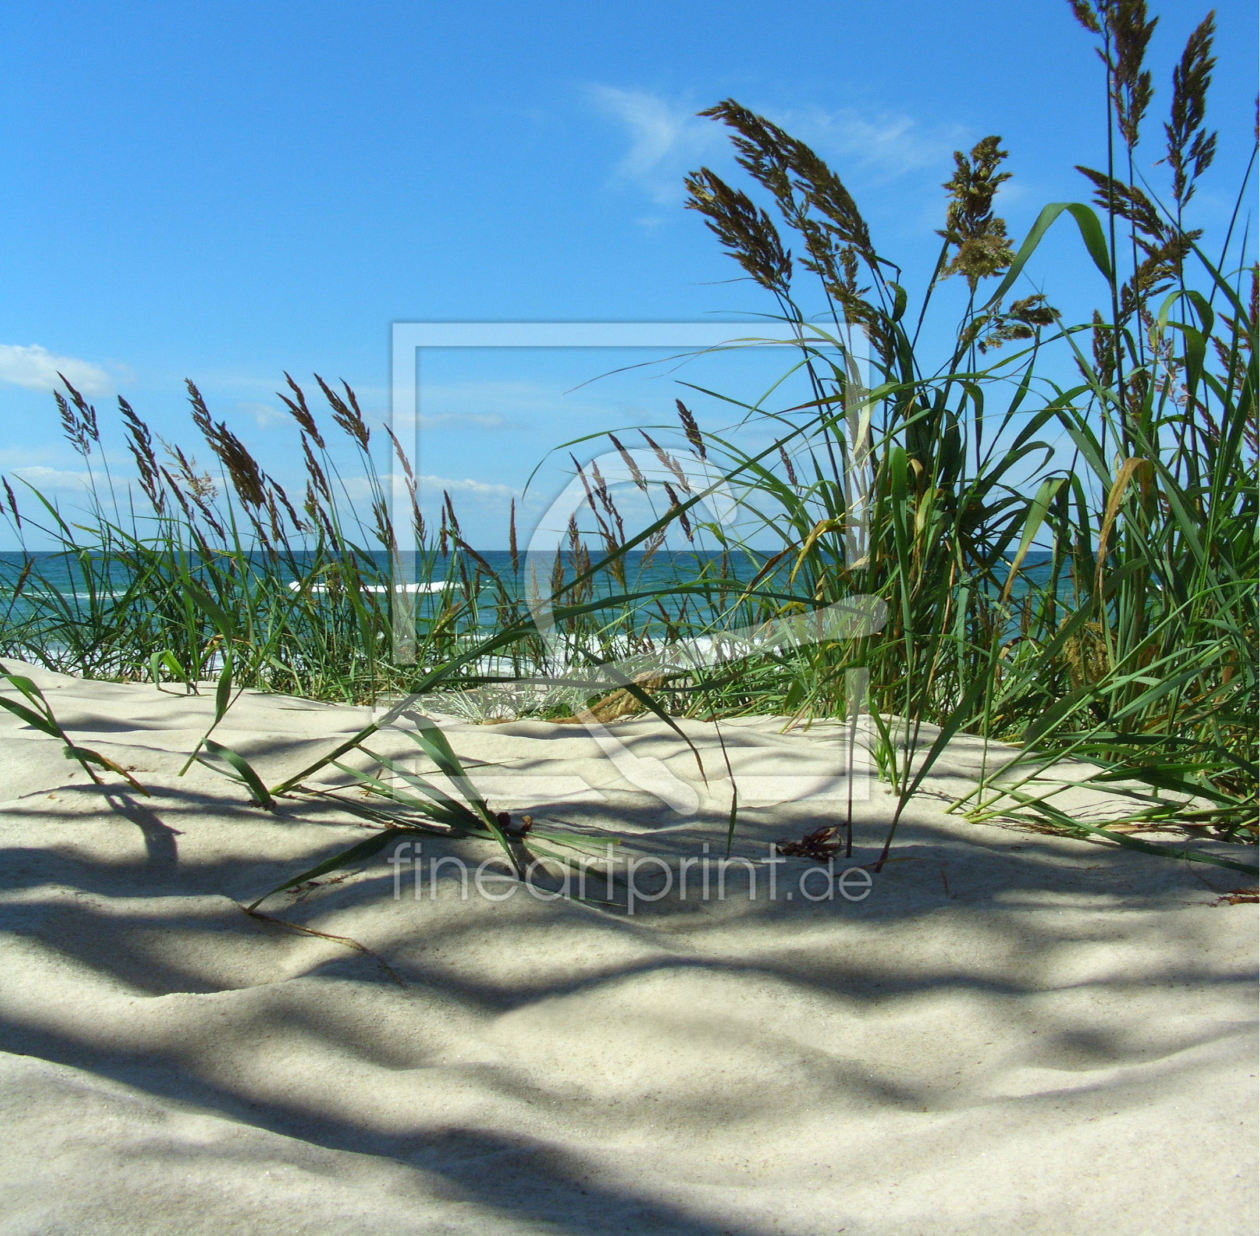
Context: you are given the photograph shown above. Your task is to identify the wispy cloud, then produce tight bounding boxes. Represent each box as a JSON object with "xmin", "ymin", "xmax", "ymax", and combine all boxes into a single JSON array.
[
  {"xmin": 588, "ymin": 87, "xmax": 972, "ymax": 206},
  {"xmin": 419, "ymin": 473, "xmax": 516, "ymax": 499},
  {"xmin": 5, "ymin": 464, "xmax": 95, "ymax": 492},
  {"xmin": 339, "ymin": 472, "xmax": 516, "ymax": 504},
  {"xmin": 0, "ymin": 445, "xmax": 71, "ymax": 470},
  {"xmin": 780, "ymin": 104, "xmax": 970, "ymax": 181},
  {"xmin": 0, "ymin": 344, "xmax": 114, "ymax": 397},
  {"xmin": 234, "ymin": 399, "xmax": 293, "ymax": 430},
  {"xmin": 586, "ymin": 85, "xmax": 725, "ymax": 206},
  {"xmin": 0, "ymin": 444, "xmax": 132, "ymax": 473}
]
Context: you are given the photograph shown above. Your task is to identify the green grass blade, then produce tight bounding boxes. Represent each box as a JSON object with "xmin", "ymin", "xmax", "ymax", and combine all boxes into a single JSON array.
[{"xmin": 199, "ymin": 737, "xmax": 275, "ymax": 809}]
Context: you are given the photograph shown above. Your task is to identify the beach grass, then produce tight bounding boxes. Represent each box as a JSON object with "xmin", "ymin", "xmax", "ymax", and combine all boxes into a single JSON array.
[{"xmin": 1, "ymin": 0, "xmax": 1255, "ymax": 871}]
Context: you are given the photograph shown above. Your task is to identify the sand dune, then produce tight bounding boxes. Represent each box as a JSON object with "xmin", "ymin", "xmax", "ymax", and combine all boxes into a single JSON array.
[{"xmin": 1, "ymin": 662, "xmax": 1255, "ymax": 1234}]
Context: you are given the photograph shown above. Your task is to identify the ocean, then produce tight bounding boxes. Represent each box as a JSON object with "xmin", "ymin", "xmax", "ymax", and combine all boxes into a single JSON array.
[{"xmin": 0, "ymin": 546, "xmax": 1061, "ymax": 681}]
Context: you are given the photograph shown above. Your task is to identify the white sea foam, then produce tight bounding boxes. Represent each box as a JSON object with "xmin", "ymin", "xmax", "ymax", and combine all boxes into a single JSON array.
[{"xmin": 286, "ymin": 580, "xmax": 455, "ymax": 595}]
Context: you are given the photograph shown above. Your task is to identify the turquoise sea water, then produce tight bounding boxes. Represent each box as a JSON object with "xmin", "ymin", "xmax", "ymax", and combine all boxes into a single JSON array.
[
  {"xmin": 0, "ymin": 546, "xmax": 1059, "ymax": 674},
  {"xmin": 0, "ymin": 547, "xmax": 773, "ymax": 617},
  {"xmin": 0, "ymin": 547, "xmax": 1058, "ymax": 610}
]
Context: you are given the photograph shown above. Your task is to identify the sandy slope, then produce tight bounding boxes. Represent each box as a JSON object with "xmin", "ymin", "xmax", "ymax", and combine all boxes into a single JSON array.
[{"xmin": 0, "ymin": 662, "xmax": 1255, "ymax": 1235}]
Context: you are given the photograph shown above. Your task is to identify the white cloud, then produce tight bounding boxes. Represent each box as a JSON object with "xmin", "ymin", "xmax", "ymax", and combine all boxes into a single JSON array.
[
  {"xmin": 337, "ymin": 472, "xmax": 516, "ymax": 504},
  {"xmin": 234, "ymin": 399, "xmax": 292, "ymax": 430},
  {"xmin": 589, "ymin": 86, "xmax": 974, "ymax": 207},
  {"xmin": 781, "ymin": 104, "xmax": 971, "ymax": 181},
  {"xmin": 418, "ymin": 473, "xmax": 516, "ymax": 499},
  {"xmin": 586, "ymin": 85, "xmax": 725, "ymax": 206},
  {"xmin": 0, "ymin": 344, "xmax": 113, "ymax": 397},
  {"xmin": 0, "ymin": 446, "xmax": 66, "ymax": 469},
  {"xmin": 0, "ymin": 443, "xmax": 132, "ymax": 473},
  {"xmin": 6, "ymin": 464, "xmax": 95, "ymax": 492}
]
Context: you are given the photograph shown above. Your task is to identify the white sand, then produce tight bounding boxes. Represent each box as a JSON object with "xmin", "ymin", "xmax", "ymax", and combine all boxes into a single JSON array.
[{"xmin": 0, "ymin": 662, "xmax": 1255, "ymax": 1234}]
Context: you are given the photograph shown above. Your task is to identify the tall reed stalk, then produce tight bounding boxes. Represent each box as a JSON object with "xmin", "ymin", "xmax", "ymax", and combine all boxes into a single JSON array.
[{"xmin": 651, "ymin": 0, "xmax": 1257, "ymax": 852}]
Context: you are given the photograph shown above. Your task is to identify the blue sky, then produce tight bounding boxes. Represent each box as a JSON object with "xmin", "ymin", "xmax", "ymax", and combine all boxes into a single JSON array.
[{"xmin": 1, "ymin": 0, "xmax": 1256, "ymax": 549}]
